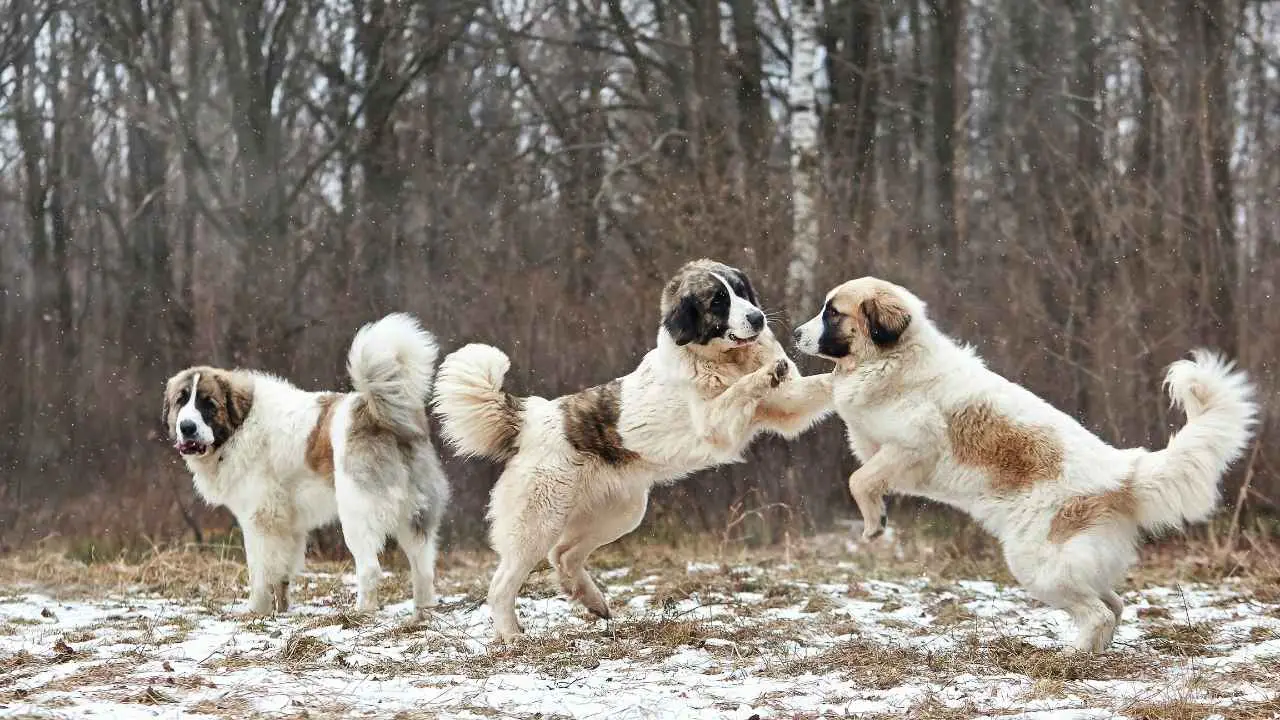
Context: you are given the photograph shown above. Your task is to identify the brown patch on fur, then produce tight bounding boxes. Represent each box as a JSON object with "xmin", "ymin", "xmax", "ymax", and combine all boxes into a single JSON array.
[
  {"xmin": 947, "ymin": 403, "xmax": 1064, "ymax": 491},
  {"xmin": 753, "ymin": 403, "xmax": 793, "ymax": 426},
  {"xmin": 341, "ymin": 396, "xmax": 427, "ymax": 488},
  {"xmin": 349, "ymin": 395, "xmax": 427, "ymax": 442},
  {"xmin": 305, "ymin": 393, "xmax": 342, "ymax": 481},
  {"xmin": 563, "ymin": 380, "xmax": 640, "ymax": 466},
  {"xmin": 251, "ymin": 505, "xmax": 293, "ymax": 537},
  {"xmin": 1049, "ymin": 483, "xmax": 1138, "ymax": 543},
  {"xmin": 659, "ymin": 258, "xmax": 738, "ymax": 317},
  {"xmin": 820, "ymin": 282, "xmax": 895, "ymax": 359},
  {"xmin": 858, "ymin": 289, "xmax": 912, "ymax": 346},
  {"xmin": 488, "ymin": 393, "xmax": 526, "ymax": 460}
]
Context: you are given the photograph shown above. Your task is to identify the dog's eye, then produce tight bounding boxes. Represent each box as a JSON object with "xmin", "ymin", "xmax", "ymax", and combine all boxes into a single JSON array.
[
  {"xmin": 176, "ymin": 390, "xmax": 189, "ymax": 404},
  {"xmin": 196, "ymin": 395, "xmax": 216, "ymax": 411}
]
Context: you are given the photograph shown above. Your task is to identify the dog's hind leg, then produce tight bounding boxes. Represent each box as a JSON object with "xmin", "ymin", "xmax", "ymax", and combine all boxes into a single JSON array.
[
  {"xmin": 488, "ymin": 537, "xmax": 555, "ymax": 642},
  {"xmin": 397, "ymin": 504, "xmax": 443, "ymax": 619},
  {"xmin": 1101, "ymin": 590, "xmax": 1124, "ymax": 624},
  {"xmin": 335, "ymin": 469, "xmax": 399, "ymax": 613},
  {"xmin": 1016, "ymin": 544, "xmax": 1125, "ymax": 654},
  {"xmin": 1065, "ymin": 595, "xmax": 1117, "ymax": 653},
  {"xmin": 550, "ymin": 487, "xmax": 649, "ymax": 621},
  {"xmin": 487, "ymin": 478, "xmax": 569, "ymax": 642}
]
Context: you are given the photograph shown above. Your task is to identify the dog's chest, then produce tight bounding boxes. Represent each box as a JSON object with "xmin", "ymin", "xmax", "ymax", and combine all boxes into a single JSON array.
[
  {"xmin": 619, "ymin": 384, "xmax": 744, "ymax": 469},
  {"xmin": 190, "ymin": 458, "xmax": 263, "ymax": 515}
]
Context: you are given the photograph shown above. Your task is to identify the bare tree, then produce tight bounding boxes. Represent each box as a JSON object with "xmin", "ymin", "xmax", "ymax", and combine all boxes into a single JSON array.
[
  {"xmin": 1, "ymin": 0, "xmax": 1277, "ymax": 547},
  {"xmin": 786, "ymin": 0, "xmax": 821, "ymax": 314}
]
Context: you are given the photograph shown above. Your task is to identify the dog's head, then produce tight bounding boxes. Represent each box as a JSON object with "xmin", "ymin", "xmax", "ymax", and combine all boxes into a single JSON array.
[
  {"xmin": 660, "ymin": 259, "xmax": 766, "ymax": 351},
  {"xmin": 793, "ymin": 277, "xmax": 918, "ymax": 364},
  {"xmin": 161, "ymin": 367, "xmax": 254, "ymax": 458}
]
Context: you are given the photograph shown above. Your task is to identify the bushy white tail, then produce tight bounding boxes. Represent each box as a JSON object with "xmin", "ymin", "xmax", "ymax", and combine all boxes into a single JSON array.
[
  {"xmin": 1131, "ymin": 349, "xmax": 1257, "ymax": 532},
  {"xmin": 347, "ymin": 313, "xmax": 439, "ymax": 439},
  {"xmin": 432, "ymin": 343, "xmax": 524, "ymax": 461}
]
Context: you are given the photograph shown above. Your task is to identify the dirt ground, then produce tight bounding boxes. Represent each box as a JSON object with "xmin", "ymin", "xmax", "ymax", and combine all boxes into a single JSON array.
[{"xmin": 1, "ymin": 526, "xmax": 1279, "ymax": 719}]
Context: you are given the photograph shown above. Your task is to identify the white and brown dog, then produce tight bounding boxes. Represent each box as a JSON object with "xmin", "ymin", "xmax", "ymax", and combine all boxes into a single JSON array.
[
  {"xmin": 163, "ymin": 313, "xmax": 450, "ymax": 617},
  {"xmin": 433, "ymin": 259, "xmax": 834, "ymax": 641},
  {"xmin": 794, "ymin": 277, "xmax": 1257, "ymax": 652}
]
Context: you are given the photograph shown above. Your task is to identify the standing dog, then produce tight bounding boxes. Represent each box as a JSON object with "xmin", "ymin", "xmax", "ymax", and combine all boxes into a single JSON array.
[
  {"xmin": 163, "ymin": 313, "xmax": 450, "ymax": 617},
  {"xmin": 794, "ymin": 277, "xmax": 1256, "ymax": 652},
  {"xmin": 433, "ymin": 259, "xmax": 834, "ymax": 641}
]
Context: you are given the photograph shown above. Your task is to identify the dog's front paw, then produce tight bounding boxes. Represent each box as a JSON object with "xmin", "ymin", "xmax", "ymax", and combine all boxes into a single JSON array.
[
  {"xmin": 860, "ymin": 525, "xmax": 885, "ymax": 542},
  {"xmin": 246, "ymin": 594, "xmax": 274, "ymax": 616},
  {"xmin": 767, "ymin": 359, "xmax": 790, "ymax": 387}
]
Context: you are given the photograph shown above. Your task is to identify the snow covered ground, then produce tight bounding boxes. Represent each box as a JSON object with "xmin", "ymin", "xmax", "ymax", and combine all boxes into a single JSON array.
[{"xmin": 1, "ymin": 538, "xmax": 1279, "ymax": 719}]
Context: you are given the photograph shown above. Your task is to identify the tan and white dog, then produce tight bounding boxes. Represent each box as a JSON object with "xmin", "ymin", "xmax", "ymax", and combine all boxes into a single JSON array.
[
  {"xmin": 162, "ymin": 313, "xmax": 450, "ymax": 617},
  {"xmin": 433, "ymin": 259, "xmax": 834, "ymax": 641},
  {"xmin": 794, "ymin": 277, "xmax": 1257, "ymax": 652}
]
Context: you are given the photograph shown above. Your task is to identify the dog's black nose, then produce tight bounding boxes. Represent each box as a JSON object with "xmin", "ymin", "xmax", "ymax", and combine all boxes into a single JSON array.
[
  {"xmin": 747, "ymin": 310, "xmax": 764, "ymax": 332},
  {"xmin": 179, "ymin": 419, "xmax": 197, "ymax": 437}
]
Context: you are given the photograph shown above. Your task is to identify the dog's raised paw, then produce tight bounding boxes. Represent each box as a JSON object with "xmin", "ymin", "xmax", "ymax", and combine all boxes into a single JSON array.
[
  {"xmin": 861, "ymin": 525, "xmax": 885, "ymax": 542},
  {"xmin": 769, "ymin": 359, "xmax": 790, "ymax": 387}
]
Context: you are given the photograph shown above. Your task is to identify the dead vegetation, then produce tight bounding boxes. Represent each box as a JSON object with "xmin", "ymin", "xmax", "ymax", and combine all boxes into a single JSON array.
[
  {"xmin": 0, "ymin": 528, "xmax": 1278, "ymax": 718},
  {"xmin": 1142, "ymin": 621, "xmax": 1219, "ymax": 657}
]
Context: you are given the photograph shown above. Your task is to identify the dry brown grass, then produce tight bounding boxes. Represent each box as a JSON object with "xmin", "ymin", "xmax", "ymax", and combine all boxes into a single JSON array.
[
  {"xmin": 278, "ymin": 633, "xmax": 333, "ymax": 665},
  {"xmin": 1122, "ymin": 698, "xmax": 1280, "ymax": 720},
  {"xmin": 979, "ymin": 636, "xmax": 1155, "ymax": 681},
  {"xmin": 2, "ymin": 525, "xmax": 1279, "ymax": 718},
  {"xmin": 1142, "ymin": 621, "xmax": 1219, "ymax": 657}
]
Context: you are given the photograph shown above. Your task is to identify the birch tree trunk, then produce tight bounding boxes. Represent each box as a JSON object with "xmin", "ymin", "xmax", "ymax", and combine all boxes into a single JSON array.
[{"xmin": 786, "ymin": 0, "xmax": 821, "ymax": 315}]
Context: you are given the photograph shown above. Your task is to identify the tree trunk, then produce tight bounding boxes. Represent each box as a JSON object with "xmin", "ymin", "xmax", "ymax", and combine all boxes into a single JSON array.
[
  {"xmin": 1068, "ymin": 0, "xmax": 1101, "ymax": 418},
  {"xmin": 728, "ymin": 0, "xmax": 768, "ymax": 203},
  {"xmin": 1200, "ymin": 0, "xmax": 1236, "ymax": 355},
  {"xmin": 688, "ymin": 0, "xmax": 728, "ymax": 188},
  {"xmin": 785, "ymin": 0, "xmax": 821, "ymax": 315},
  {"xmin": 929, "ymin": 0, "xmax": 964, "ymax": 265}
]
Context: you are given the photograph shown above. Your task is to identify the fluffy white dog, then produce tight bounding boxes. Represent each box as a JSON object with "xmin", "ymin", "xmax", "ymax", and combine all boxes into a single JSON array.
[
  {"xmin": 794, "ymin": 277, "xmax": 1257, "ymax": 652},
  {"xmin": 433, "ymin": 259, "xmax": 834, "ymax": 641},
  {"xmin": 163, "ymin": 313, "xmax": 450, "ymax": 617}
]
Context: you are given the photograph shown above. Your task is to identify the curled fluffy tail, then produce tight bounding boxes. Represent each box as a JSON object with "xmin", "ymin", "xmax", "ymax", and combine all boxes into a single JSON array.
[
  {"xmin": 432, "ymin": 343, "xmax": 524, "ymax": 461},
  {"xmin": 347, "ymin": 313, "xmax": 438, "ymax": 439},
  {"xmin": 1131, "ymin": 349, "xmax": 1257, "ymax": 532}
]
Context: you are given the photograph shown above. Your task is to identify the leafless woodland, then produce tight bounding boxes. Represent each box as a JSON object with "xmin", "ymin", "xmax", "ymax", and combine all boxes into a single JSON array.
[{"xmin": 0, "ymin": 0, "xmax": 1277, "ymax": 549}]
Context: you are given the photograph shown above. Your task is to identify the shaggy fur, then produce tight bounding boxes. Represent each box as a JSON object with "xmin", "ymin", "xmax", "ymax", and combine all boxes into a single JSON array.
[
  {"xmin": 433, "ymin": 259, "xmax": 834, "ymax": 641},
  {"xmin": 163, "ymin": 313, "xmax": 450, "ymax": 617},
  {"xmin": 794, "ymin": 277, "xmax": 1258, "ymax": 652}
]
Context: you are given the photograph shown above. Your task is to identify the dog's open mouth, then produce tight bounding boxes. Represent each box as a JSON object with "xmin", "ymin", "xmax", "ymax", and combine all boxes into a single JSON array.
[
  {"xmin": 727, "ymin": 332, "xmax": 759, "ymax": 346},
  {"xmin": 175, "ymin": 440, "xmax": 209, "ymax": 456}
]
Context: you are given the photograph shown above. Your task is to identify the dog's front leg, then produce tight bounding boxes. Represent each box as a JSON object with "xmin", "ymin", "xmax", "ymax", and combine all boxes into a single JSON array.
[
  {"xmin": 848, "ymin": 445, "xmax": 928, "ymax": 541},
  {"xmin": 699, "ymin": 359, "xmax": 789, "ymax": 448},
  {"xmin": 241, "ymin": 529, "xmax": 274, "ymax": 615},
  {"xmin": 754, "ymin": 371, "xmax": 834, "ymax": 437}
]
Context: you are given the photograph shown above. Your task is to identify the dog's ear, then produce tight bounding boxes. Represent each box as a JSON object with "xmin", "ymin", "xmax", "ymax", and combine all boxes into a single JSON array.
[
  {"xmin": 861, "ymin": 291, "xmax": 911, "ymax": 347},
  {"xmin": 216, "ymin": 374, "xmax": 253, "ymax": 429},
  {"xmin": 732, "ymin": 269, "xmax": 760, "ymax": 307},
  {"xmin": 663, "ymin": 295, "xmax": 701, "ymax": 346},
  {"xmin": 161, "ymin": 388, "xmax": 174, "ymax": 441}
]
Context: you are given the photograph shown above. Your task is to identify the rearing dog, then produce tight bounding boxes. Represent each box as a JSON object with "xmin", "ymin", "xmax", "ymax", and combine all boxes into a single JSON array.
[
  {"xmin": 433, "ymin": 259, "xmax": 834, "ymax": 641},
  {"xmin": 794, "ymin": 277, "xmax": 1257, "ymax": 652}
]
